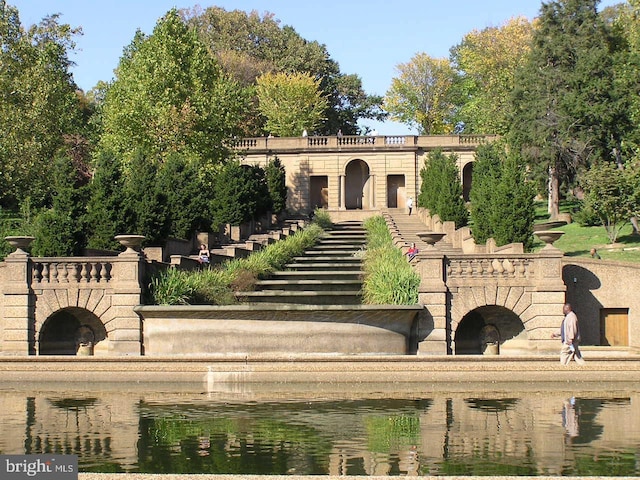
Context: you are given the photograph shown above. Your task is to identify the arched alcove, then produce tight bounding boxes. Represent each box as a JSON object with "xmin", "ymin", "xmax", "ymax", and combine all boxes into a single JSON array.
[
  {"xmin": 39, "ymin": 307, "xmax": 107, "ymax": 355},
  {"xmin": 345, "ymin": 159, "xmax": 370, "ymax": 209},
  {"xmin": 462, "ymin": 162, "xmax": 473, "ymax": 202},
  {"xmin": 454, "ymin": 306, "xmax": 526, "ymax": 355}
]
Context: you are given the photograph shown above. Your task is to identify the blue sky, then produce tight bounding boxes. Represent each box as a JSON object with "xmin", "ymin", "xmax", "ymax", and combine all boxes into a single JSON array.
[{"xmin": 12, "ymin": 0, "xmax": 623, "ymax": 135}]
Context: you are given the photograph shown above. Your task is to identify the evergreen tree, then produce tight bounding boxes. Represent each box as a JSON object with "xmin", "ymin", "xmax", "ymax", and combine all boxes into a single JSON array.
[
  {"xmin": 32, "ymin": 154, "xmax": 87, "ymax": 256},
  {"xmin": 470, "ymin": 142, "xmax": 535, "ymax": 250},
  {"xmin": 122, "ymin": 150, "xmax": 170, "ymax": 244},
  {"xmin": 265, "ymin": 157, "xmax": 287, "ymax": 214},
  {"xmin": 418, "ymin": 149, "xmax": 468, "ymax": 228},
  {"xmin": 509, "ymin": 0, "xmax": 619, "ymax": 219},
  {"xmin": 210, "ymin": 161, "xmax": 257, "ymax": 229},
  {"xmin": 85, "ymin": 151, "xmax": 127, "ymax": 250},
  {"xmin": 156, "ymin": 153, "xmax": 210, "ymax": 240},
  {"xmin": 470, "ymin": 143, "xmax": 503, "ymax": 244}
]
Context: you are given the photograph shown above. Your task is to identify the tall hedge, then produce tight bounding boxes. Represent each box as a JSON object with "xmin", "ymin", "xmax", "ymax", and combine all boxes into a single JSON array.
[{"xmin": 418, "ymin": 149, "xmax": 468, "ymax": 228}]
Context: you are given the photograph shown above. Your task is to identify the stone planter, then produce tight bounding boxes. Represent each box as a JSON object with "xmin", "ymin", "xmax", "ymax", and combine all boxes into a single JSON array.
[
  {"xmin": 114, "ymin": 234, "xmax": 145, "ymax": 254},
  {"xmin": 535, "ymin": 230, "xmax": 564, "ymax": 249},
  {"xmin": 4, "ymin": 236, "xmax": 35, "ymax": 255}
]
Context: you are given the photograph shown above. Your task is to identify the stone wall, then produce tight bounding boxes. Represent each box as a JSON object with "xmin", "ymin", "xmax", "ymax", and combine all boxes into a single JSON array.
[{"xmin": 563, "ymin": 258, "xmax": 640, "ymax": 349}]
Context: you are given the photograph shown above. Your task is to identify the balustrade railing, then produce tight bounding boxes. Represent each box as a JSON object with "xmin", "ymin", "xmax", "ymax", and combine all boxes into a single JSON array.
[
  {"xmin": 31, "ymin": 258, "xmax": 114, "ymax": 285},
  {"xmin": 446, "ymin": 256, "xmax": 534, "ymax": 280}
]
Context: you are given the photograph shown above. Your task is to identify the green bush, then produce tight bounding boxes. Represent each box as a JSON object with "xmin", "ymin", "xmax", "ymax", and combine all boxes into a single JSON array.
[
  {"xmin": 362, "ymin": 216, "xmax": 420, "ymax": 305},
  {"xmin": 311, "ymin": 208, "xmax": 333, "ymax": 230},
  {"xmin": 148, "ymin": 222, "xmax": 325, "ymax": 305}
]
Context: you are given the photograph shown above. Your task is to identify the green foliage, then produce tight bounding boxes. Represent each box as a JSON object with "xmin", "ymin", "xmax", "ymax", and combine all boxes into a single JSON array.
[
  {"xmin": 0, "ymin": 6, "xmax": 85, "ymax": 209},
  {"xmin": 418, "ymin": 149, "xmax": 468, "ymax": 228},
  {"xmin": 149, "ymin": 223, "xmax": 325, "ymax": 305},
  {"xmin": 156, "ymin": 153, "xmax": 211, "ymax": 240},
  {"xmin": 256, "ymin": 71, "xmax": 328, "ymax": 136},
  {"xmin": 362, "ymin": 216, "xmax": 420, "ymax": 305},
  {"xmin": 85, "ymin": 151, "xmax": 127, "ymax": 250},
  {"xmin": 183, "ymin": 6, "xmax": 385, "ymax": 135},
  {"xmin": 451, "ymin": 17, "xmax": 534, "ymax": 135},
  {"xmin": 581, "ymin": 161, "xmax": 639, "ymax": 243},
  {"xmin": 99, "ymin": 9, "xmax": 249, "ymax": 167},
  {"xmin": 210, "ymin": 161, "xmax": 259, "ymax": 229},
  {"xmin": 265, "ymin": 157, "xmax": 287, "ymax": 214},
  {"xmin": 31, "ymin": 154, "xmax": 87, "ymax": 256},
  {"xmin": 470, "ymin": 142, "xmax": 535, "ymax": 250},
  {"xmin": 385, "ymin": 53, "xmax": 458, "ymax": 134},
  {"xmin": 311, "ymin": 208, "xmax": 333, "ymax": 230},
  {"xmin": 508, "ymin": 0, "xmax": 623, "ymax": 217},
  {"xmin": 121, "ymin": 150, "xmax": 170, "ymax": 244}
]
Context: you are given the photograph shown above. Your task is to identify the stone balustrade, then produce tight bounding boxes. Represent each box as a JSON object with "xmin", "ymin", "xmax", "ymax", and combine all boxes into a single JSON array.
[
  {"xmin": 446, "ymin": 255, "xmax": 534, "ymax": 283},
  {"xmin": 31, "ymin": 258, "xmax": 114, "ymax": 285},
  {"xmin": 232, "ymin": 134, "xmax": 498, "ymax": 152}
]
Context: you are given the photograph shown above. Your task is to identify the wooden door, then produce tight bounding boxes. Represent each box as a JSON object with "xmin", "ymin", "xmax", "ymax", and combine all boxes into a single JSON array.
[{"xmin": 600, "ymin": 309, "xmax": 629, "ymax": 346}]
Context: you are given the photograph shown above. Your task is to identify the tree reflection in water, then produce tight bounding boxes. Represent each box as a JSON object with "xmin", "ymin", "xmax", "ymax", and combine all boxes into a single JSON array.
[{"xmin": 3, "ymin": 386, "xmax": 639, "ymax": 476}]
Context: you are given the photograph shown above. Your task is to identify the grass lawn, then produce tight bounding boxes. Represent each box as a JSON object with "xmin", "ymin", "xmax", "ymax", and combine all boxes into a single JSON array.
[{"xmin": 532, "ymin": 202, "xmax": 640, "ymax": 262}]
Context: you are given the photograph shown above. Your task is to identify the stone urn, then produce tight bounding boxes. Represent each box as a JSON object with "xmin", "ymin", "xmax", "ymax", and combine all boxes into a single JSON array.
[
  {"xmin": 535, "ymin": 230, "xmax": 565, "ymax": 249},
  {"xmin": 416, "ymin": 231, "xmax": 446, "ymax": 249},
  {"xmin": 114, "ymin": 234, "xmax": 145, "ymax": 255},
  {"xmin": 4, "ymin": 236, "xmax": 35, "ymax": 255}
]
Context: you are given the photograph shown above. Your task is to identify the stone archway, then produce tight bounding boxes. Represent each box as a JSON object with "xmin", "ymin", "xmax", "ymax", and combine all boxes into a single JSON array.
[
  {"xmin": 38, "ymin": 307, "xmax": 107, "ymax": 355},
  {"xmin": 345, "ymin": 159, "xmax": 371, "ymax": 209},
  {"xmin": 462, "ymin": 162, "xmax": 473, "ymax": 202},
  {"xmin": 454, "ymin": 306, "xmax": 526, "ymax": 355}
]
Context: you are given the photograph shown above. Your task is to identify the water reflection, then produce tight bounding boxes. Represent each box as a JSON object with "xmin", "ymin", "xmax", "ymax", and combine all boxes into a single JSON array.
[{"xmin": 1, "ymin": 384, "xmax": 640, "ymax": 476}]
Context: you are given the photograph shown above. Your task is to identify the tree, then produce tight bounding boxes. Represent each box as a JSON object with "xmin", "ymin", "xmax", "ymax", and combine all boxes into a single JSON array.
[
  {"xmin": 581, "ymin": 161, "xmax": 638, "ymax": 243},
  {"xmin": 210, "ymin": 161, "xmax": 259, "ymax": 229},
  {"xmin": 31, "ymin": 153, "xmax": 87, "ymax": 256},
  {"xmin": 0, "ymin": 5, "xmax": 84, "ymax": 208},
  {"xmin": 121, "ymin": 150, "xmax": 170, "ymax": 245},
  {"xmin": 385, "ymin": 53, "xmax": 458, "ymax": 134},
  {"xmin": 99, "ymin": 9, "xmax": 249, "ymax": 167},
  {"xmin": 156, "ymin": 153, "xmax": 211, "ymax": 240},
  {"xmin": 265, "ymin": 157, "xmax": 287, "ymax": 214},
  {"xmin": 509, "ymin": 0, "xmax": 620, "ymax": 219},
  {"xmin": 470, "ymin": 142, "xmax": 535, "ymax": 249},
  {"xmin": 451, "ymin": 16, "xmax": 534, "ymax": 135},
  {"xmin": 84, "ymin": 151, "xmax": 127, "ymax": 250},
  {"xmin": 418, "ymin": 149, "xmax": 468, "ymax": 228},
  {"xmin": 255, "ymin": 72, "xmax": 328, "ymax": 136},
  {"xmin": 469, "ymin": 143, "xmax": 504, "ymax": 244},
  {"xmin": 183, "ymin": 6, "xmax": 385, "ymax": 135}
]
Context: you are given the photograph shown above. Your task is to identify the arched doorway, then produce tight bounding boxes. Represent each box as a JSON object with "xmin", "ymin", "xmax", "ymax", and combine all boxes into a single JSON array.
[
  {"xmin": 345, "ymin": 159, "xmax": 370, "ymax": 209},
  {"xmin": 462, "ymin": 162, "xmax": 473, "ymax": 202},
  {"xmin": 39, "ymin": 307, "xmax": 107, "ymax": 355},
  {"xmin": 454, "ymin": 306, "xmax": 526, "ymax": 355}
]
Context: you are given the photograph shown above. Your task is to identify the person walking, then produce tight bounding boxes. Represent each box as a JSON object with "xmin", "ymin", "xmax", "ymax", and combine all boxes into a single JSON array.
[
  {"xmin": 407, "ymin": 197, "xmax": 413, "ymax": 216},
  {"xmin": 551, "ymin": 303, "xmax": 585, "ymax": 365}
]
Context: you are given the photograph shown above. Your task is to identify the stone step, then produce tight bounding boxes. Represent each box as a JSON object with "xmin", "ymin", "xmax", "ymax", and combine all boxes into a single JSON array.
[
  {"xmin": 255, "ymin": 279, "xmax": 362, "ymax": 291},
  {"xmin": 284, "ymin": 262, "xmax": 362, "ymax": 271},
  {"xmin": 291, "ymin": 255, "xmax": 361, "ymax": 262},
  {"xmin": 271, "ymin": 271, "xmax": 363, "ymax": 281},
  {"xmin": 236, "ymin": 290, "xmax": 363, "ymax": 305}
]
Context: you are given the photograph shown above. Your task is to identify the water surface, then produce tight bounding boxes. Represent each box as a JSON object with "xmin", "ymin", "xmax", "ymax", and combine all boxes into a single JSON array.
[{"xmin": 1, "ymin": 382, "xmax": 639, "ymax": 476}]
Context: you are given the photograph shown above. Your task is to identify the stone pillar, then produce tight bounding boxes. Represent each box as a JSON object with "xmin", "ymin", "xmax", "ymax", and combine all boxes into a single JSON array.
[
  {"xmin": 415, "ymin": 252, "xmax": 449, "ymax": 355},
  {"xmin": 1, "ymin": 251, "xmax": 35, "ymax": 355},
  {"xmin": 107, "ymin": 250, "xmax": 146, "ymax": 355},
  {"xmin": 340, "ymin": 175, "xmax": 346, "ymax": 210},
  {"xmin": 531, "ymin": 246, "xmax": 567, "ymax": 351}
]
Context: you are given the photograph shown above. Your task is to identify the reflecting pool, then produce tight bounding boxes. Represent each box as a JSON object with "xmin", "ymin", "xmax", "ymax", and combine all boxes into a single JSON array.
[{"xmin": 1, "ymin": 382, "xmax": 639, "ymax": 476}]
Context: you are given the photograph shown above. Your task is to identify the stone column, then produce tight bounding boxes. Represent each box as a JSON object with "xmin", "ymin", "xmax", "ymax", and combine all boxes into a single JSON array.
[
  {"xmin": 340, "ymin": 175, "xmax": 346, "ymax": 210},
  {"xmin": 1, "ymin": 250, "xmax": 35, "ymax": 355},
  {"xmin": 415, "ymin": 252, "xmax": 449, "ymax": 355},
  {"xmin": 107, "ymin": 248, "xmax": 146, "ymax": 355},
  {"xmin": 531, "ymin": 246, "xmax": 567, "ymax": 351}
]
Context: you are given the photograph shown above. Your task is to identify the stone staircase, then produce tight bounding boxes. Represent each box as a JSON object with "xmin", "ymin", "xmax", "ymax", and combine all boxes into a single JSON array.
[
  {"xmin": 383, "ymin": 208, "xmax": 462, "ymax": 254},
  {"xmin": 235, "ymin": 221, "xmax": 365, "ymax": 305}
]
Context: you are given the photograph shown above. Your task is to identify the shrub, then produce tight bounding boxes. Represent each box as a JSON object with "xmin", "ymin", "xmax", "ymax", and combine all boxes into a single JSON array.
[{"xmin": 362, "ymin": 216, "xmax": 420, "ymax": 305}]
